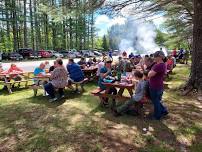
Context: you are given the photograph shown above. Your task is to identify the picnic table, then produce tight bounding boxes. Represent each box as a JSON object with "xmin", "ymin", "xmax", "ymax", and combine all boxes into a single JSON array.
[
  {"xmin": 0, "ymin": 71, "xmax": 30, "ymax": 93},
  {"xmin": 31, "ymin": 73, "xmax": 88, "ymax": 96},
  {"xmin": 31, "ymin": 73, "xmax": 51, "ymax": 96},
  {"xmin": 92, "ymin": 75, "xmax": 137, "ymax": 105},
  {"xmin": 82, "ymin": 66, "xmax": 98, "ymax": 81}
]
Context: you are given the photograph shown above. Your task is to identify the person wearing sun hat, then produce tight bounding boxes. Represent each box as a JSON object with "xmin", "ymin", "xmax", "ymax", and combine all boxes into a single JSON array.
[
  {"xmin": 148, "ymin": 51, "xmax": 168, "ymax": 120},
  {"xmin": 98, "ymin": 57, "xmax": 117, "ymax": 107}
]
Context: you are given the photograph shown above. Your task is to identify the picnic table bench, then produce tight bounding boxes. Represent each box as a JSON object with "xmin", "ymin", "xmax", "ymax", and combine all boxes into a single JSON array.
[
  {"xmin": 91, "ymin": 79, "xmax": 150, "ymax": 114},
  {"xmin": 30, "ymin": 73, "xmax": 89, "ymax": 96}
]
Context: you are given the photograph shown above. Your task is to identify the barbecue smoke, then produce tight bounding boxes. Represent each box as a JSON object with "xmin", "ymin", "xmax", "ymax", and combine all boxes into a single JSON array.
[{"xmin": 109, "ymin": 17, "xmax": 162, "ymax": 55}]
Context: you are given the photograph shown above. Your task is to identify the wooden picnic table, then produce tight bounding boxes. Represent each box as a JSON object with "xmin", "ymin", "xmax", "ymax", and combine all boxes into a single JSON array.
[
  {"xmin": 102, "ymin": 81, "xmax": 135, "ymax": 99},
  {"xmin": 82, "ymin": 66, "xmax": 98, "ymax": 81},
  {"xmin": 33, "ymin": 73, "xmax": 51, "ymax": 80},
  {"xmin": 92, "ymin": 76, "xmax": 137, "ymax": 105},
  {"xmin": 0, "ymin": 71, "xmax": 31, "ymax": 94}
]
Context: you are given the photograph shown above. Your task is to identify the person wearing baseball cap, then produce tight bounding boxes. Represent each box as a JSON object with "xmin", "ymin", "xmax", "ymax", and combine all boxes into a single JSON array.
[
  {"xmin": 98, "ymin": 57, "xmax": 117, "ymax": 107},
  {"xmin": 148, "ymin": 51, "xmax": 168, "ymax": 120}
]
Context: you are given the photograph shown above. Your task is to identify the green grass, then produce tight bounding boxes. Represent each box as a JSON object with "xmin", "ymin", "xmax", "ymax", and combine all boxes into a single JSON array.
[{"xmin": 0, "ymin": 64, "xmax": 202, "ymax": 152}]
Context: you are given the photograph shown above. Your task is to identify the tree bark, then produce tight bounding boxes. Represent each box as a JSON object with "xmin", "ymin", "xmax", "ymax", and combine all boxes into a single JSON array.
[
  {"xmin": 184, "ymin": 0, "xmax": 202, "ymax": 100},
  {"xmin": 29, "ymin": 0, "xmax": 35, "ymax": 50},
  {"xmin": 23, "ymin": 0, "xmax": 28, "ymax": 48}
]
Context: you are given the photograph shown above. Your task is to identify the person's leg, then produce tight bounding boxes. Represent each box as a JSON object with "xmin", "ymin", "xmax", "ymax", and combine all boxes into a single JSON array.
[
  {"xmin": 108, "ymin": 87, "xmax": 117, "ymax": 108},
  {"xmin": 158, "ymin": 90, "xmax": 168, "ymax": 115},
  {"xmin": 44, "ymin": 83, "xmax": 55, "ymax": 99},
  {"xmin": 149, "ymin": 88, "xmax": 163, "ymax": 120},
  {"xmin": 58, "ymin": 88, "xmax": 64, "ymax": 97},
  {"xmin": 117, "ymin": 98, "xmax": 135, "ymax": 114}
]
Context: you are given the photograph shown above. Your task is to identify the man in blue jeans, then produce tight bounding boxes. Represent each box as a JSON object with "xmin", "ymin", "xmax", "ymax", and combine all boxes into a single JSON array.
[{"xmin": 148, "ymin": 51, "xmax": 168, "ymax": 120}]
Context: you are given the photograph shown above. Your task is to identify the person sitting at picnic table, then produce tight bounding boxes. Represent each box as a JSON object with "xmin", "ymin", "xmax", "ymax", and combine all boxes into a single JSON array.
[
  {"xmin": 102, "ymin": 52, "xmax": 106, "ymax": 61},
  {"xmin": 0, "ymin": 63, "xmax": 4, "ymax": 73},
  {"xmin": 66, "ymin": 58, "xmax": 85, "ymax": 92},
  {"xmin": 49, "ymin": 61, "xmax": 57, "ymax": 73},
  {"xmin": 0, "ymin": 63, "xmax": 8, "ymax": 90},
  {"xmin": 44, "ymin": 58, "xmax": 68, "ymax": 102},
  {"xmin": 129, "ymin": 57, "xmax": 136, "ymax": 70},
  {"xmin": 122, "ymin": 51, "xmax": 127, "ymax": 58},
  {"xmin": 0, "ymin": 63, "xmax": 5, "ymax": 81},
  {"xmin": 96, "ymin": 59, "xmax": 105, "ymax": 78},
  {"xmin": 87, "ymin": 58, "xmax": 94, "ymax": 67},
  {"xmin": 77, "ymin": 57, "xmax": 86, "ymax": 69},
  {"xmin": 7, "ymin": 64, "xmax": 23, "ymax": 81},
  {"xmin": 33, "ymin": 63, "xmax": 47, "ymax": 83},
  {"xmin": 144, "ymin": 57, "xmax": 155, "ymax": 71},
  {"xmin": 98, "ymin": 57, "xmax": 117, "ymax": 107},
  {"xmin": 93, "ymin": 57, "xmax": 97, "ymax": 63},
  {"xmin": 113, "ymin": 70, "xmax": 149, "ymax": 116},
  {"xmin": 129, "ymin": 52, "xmax": 134, "ymax": 59},
  {"xmin": 44, "ymin": 61, "xmax": 50, "ymax": 72},
  {"xmin": 148, "ymin": 51, "xmax": 168, "ymax": 120},
  {"xmin": 33, "ymin": 63, "xmax": 47, "ymax": 96}
]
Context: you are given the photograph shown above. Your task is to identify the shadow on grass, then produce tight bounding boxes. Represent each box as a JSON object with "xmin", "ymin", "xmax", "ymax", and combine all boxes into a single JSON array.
[
  {"xmin": 89, "ymin": 93, "xmax": 202, "ymax": 152},
  {"xmin": 0, "ymin": 101, "xmax": 141, "ymax": 152}
]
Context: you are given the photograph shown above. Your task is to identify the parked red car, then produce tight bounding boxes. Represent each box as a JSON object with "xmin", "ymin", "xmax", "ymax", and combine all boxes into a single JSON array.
[{"xmin": 38, "ymin": 50, "xmax": 52, "ymax": 58}]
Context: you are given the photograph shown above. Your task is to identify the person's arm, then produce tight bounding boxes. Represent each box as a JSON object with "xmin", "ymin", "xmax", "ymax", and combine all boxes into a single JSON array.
[
  {"xmin": 50, "ymin": 69, "xmax": 58, "ymax": 80},
  {"xmin": 16, "ymin": 67, "xmax": 23, "ymax": 72},
  {"xmin": 100, "ymin": 68, "xmax": 110, "ymax": 79},
  {"xmin": 148, "ymin": 70, "xmax": 157, "ymax": 78}
]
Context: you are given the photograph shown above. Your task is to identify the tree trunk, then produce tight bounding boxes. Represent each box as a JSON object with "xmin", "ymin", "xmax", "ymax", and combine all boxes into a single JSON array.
[
  {"xmin": 69, "ymin": 17, "xmax": 73, "ymax": 49},
  {"xmin": 184, "ymin": 0, "xmax": 202, "ymax": 100},
  {"xmin": 34, "ymin": 0, "xmax": 40, "ymax": 50},
  {"xmin": 5, "ymin": 0, "xmax": 10, "ymax": 38},
  {"xmin": 30, "ymin": 0, "xmax": 35, "ymax": 50},
  {"xmin": 23, "ymin": 0, "xmax": 28, "ymax": 48},
  {"xmin": 11, "ymin": 0, "xmax": 18, "ymax": 50},
  {"xmin": 44, "ymin": 14, "xmax": 49, "ymax": 49}
]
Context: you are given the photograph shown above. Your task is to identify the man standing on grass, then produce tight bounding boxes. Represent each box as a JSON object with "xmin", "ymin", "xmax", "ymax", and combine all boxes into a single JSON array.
[{"xmin": 148, "ymin": 51, "xmax": 168, "ymax": 120}]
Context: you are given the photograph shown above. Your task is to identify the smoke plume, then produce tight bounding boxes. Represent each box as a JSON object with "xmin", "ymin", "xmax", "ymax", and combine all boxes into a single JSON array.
[{"xmin": 109, "ymin": 17, "xmax": 164, "ymax": 55}]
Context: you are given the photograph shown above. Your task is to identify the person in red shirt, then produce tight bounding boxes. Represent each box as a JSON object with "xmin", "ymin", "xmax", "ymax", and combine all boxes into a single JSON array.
[
  {"xmin": 7, "ymin": 64, "xmax": 23, "ymax": 81},
  {"xmin": 167, "ymin": 55, "xmax": 174, "ymax": 71},
  {"xmin": 172, "ymin": 48, "xmax": 177, "ymax": 58}
]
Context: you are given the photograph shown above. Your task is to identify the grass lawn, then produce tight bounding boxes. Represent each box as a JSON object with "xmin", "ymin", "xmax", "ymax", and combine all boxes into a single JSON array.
[{"xmin": 0, "ymin": 64, "xmax": 202, "ymax": 152}]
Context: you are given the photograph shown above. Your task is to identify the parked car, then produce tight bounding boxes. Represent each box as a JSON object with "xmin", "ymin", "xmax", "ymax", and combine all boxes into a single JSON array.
[
  {"xmin": 17, "ymin": 48, "xmax": 41, "ymax": 59},
  {"xmin": 81, "ymin": 50, "xmax": 95, "ymax": 57},
  {"xmin": 93, "ymin": 51, "xmax": 102, "ymax": 56},
  {"xmin": 38, "ymin": 50, "xmax": 52, "ymax": 58},
  {"xmin": 9, "ymin": 52, "xmax": 23, "ymax": 61},
  {"xmin": 2, "ymin": 52, "xmax": 10, "ymax": 60},
  {"xmin": 68, "ymin": 52, "xmax": 76, "ymax": 58},
  {"xmin": 58, "ymin": 50, "xmax": 69, "ymax": 58},
  {"xmin": 48, "ymin": 51, "xmax": 64, "ymax": 58},
  {"xmin": 74, "ymin": 51, "xmax": 82, "ymax": 58},
  {"xmin": 112, "ymin": 50, "xmax": 120, "ymax": 56}
]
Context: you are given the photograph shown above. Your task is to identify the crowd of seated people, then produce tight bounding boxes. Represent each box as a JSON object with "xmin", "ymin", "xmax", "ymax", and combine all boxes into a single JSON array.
[
  {"xmin": 0, "ymin": 50, "xmax": 177, "ymax": 120},
  {"xmin": 96, "ymin": 51, "xmax": 171, "ymax": 120}
]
